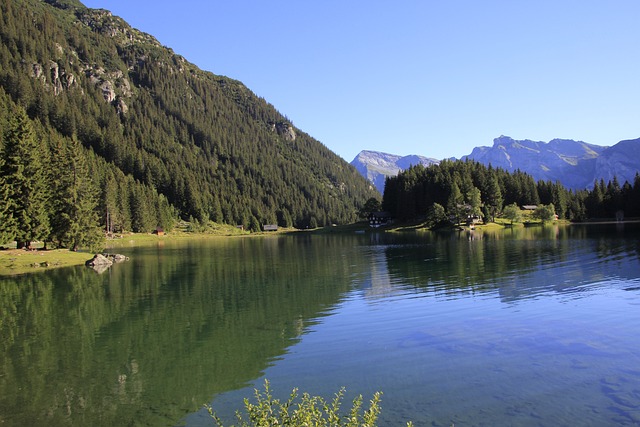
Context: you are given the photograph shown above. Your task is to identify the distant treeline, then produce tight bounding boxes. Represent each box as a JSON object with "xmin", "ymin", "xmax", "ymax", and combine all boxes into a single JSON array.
[{"xmin": 382, "ymin": 160, "xmax": 640, "ymax": 223}]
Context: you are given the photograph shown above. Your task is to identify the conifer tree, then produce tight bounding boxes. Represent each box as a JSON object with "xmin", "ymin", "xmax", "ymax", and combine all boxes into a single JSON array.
[
  {"xmin": 485, "ymin": 174, "xmax": 503, "ymax": 222},
  {"xmin": 0, "ymin": 153, "xmax": 15, "ymax": 243},
  {"xmin": 586, "ymin": 180, "xmax": 605, "ymax": 218},
  {"xmin": 467, "ymin": 187, "xmax": 483, "ymax": 220},
  {"xmin": 1, "ymin": 107, "xmax": 50, "ymax": 248},
  {"xmin": 551, "ymin": 182, "xmax": 568, "ymax": 219},
  {"xmin": 277, "ymin": 208, "xmax": 293, "ymax": 228},
  {"xmin": 155, "ymin": 193, "xmax": 175, "ymax": 231},
  {"xmin": 629, "ymin": 173, "xmax": 640, "ymax": 217},
  {"xmin": 130, "ymin": 184, "xmax": 156, "ymax": 233},
  {"xmin": 49, "ymin": 137, "xmax": 103, "ymax": 251},
  {"xmin": 210, "ymin": 196, "xmax": 223, "ymax": 223},
  {"xmin": 566, "ymin": 190, "xmax": 587, "ymax": 221},
  {"xmin": 447, "ymin": 182, "xmax": 464, "ymax": 225},
  {"xmin": 101, "ymin": 172, "xmax": 121, "ymax": 234}
]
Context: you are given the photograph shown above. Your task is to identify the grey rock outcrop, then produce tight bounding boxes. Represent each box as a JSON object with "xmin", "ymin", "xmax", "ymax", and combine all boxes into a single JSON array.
[
  {"xmin": 350, "ymin": 150, "xmax": 439, "ymax": 193},
  {"xmin": 273, "ymin": 122, "xmax": 297, "ymax": 141},
  {"xmin": 85, "ymin": 253, "xmax": 128, "ymax": 273},
  {"xmin": 104, "ymin": 253, "xmax": 128, "ymax": 263},
  {"xmin": 85, "ymin": 254, "xmax": 113, "ymax": 274},
  {"xmin": 86, "ymin": 253, "xmax": 113, "ymax": 267}
]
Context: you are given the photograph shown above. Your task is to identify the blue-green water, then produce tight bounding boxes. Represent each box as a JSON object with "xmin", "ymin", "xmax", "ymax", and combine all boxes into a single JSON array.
[{"xmin": 1, "ymin": 224, "xmax": 640, "ymax": 426}]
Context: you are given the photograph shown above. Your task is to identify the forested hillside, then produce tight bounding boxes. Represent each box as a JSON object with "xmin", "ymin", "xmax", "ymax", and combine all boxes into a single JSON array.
[{"xmin": 0, "ymin": 0, "xmax": 377, "ymax": 246}]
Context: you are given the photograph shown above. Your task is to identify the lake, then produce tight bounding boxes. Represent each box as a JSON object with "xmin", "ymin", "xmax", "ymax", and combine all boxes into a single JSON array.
[{"xmin": 1, "ymin": 224, "xmax": 640, "ymax": 426}]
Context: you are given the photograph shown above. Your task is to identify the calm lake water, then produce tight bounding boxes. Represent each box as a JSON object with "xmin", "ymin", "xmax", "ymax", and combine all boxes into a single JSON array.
[{"xmin": 1, "ymin": 224, "xmax": 640, "ymax": 426}]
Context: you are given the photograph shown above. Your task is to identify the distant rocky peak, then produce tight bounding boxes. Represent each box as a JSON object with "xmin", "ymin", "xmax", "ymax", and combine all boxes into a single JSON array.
[
  {"xmin": 493, "ymin": 135, "xmax": 515, "ymax": 145},
  {"xmin": 350, "ymin": 150, "xmax": 439, "ymax": 193}
]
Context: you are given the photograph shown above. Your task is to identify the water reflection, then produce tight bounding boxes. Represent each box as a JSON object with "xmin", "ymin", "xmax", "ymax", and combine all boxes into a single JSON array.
[
  {"xmin": 0, "ymin": 236, "xmax": 369, "ymax": 426},
  {"xmin": 1, "ymin": 225, "xmax": 640, "ymax": 427},
  {"xmin": 355, "ymin": 224, "xmax": 640, "ymax": 305}
]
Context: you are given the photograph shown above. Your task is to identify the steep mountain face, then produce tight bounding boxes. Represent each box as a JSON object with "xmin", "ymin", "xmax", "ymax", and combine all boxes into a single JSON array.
[
  {"xmin": 350, "ymin": 150, "xmax": 439, "ymax": 193},
  {"xmin": 0, "ymin": 0, "xmax": 377, "ymax": 229},
  {"xmin": 463, "ymin": 136, "xmax": 607, "ymax": 189},
  {"xmin": 462, "ymin": 136, "xmax": 640, "ymax": 189},
  {"xmin": 353, "ymin": 136, "xmax": 640, "ymax": 192},
  {"xmin": 594, "ymin": 138, "xmax": 640, "ymax": 185}
]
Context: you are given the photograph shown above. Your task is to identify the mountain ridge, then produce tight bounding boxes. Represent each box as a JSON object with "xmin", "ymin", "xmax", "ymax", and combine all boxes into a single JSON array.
[
  {"xmin": 353, "ymin": 136, "xmax": 640, "ymax": 192},
  {"xmin": 350, "ymin": 151, "xmax": 439, "ymax": 193}
]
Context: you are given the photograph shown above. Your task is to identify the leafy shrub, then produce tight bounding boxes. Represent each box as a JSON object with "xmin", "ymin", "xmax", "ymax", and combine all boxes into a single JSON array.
[{"xmin": 207, "ymin": 380, "xmax": 412, "ymax": 427}]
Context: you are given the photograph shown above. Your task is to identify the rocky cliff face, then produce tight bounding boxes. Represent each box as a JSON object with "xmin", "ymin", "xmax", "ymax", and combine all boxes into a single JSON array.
[
  {"xmin": 594, "ymin": 138, "xmax": 640, "ymax": 185},
  {"xmin": 24, "ymin": 6, "xmax": 145, "ymax": 115},
  {"xmin": 350, "ymin": 151, "xmax": 439, "ymax": 193},
  {"xmin": 352, "ymin": 136, "xmax": 640, "ymax": 191},
  {"xmin": 463, "ymin": 136, "xmax": 607, "ymax": 189}
]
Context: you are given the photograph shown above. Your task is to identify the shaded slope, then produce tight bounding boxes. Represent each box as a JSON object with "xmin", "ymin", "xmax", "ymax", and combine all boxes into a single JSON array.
[{"xmin": 0, "ymin": 0, "xmax": 377, "ymax": 229}]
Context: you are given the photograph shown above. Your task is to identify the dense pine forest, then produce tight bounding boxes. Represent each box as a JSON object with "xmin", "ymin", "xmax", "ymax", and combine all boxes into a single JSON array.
[
  {"xmin": 382, "ymin": 160, "xmax": 640, "ymax": 225},
  {"xmin": 0, "ymin": 0, "xmax": 378, "ymax": 248}
]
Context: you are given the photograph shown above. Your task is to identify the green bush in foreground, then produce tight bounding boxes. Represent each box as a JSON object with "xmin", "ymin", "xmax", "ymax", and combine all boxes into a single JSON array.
[{"xmin": 207, "ymin": 380, "xmax": 413, "ymax": 427}]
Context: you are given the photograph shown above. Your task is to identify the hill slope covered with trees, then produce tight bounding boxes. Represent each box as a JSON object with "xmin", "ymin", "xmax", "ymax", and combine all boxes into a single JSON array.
[{"xmin": 0, "ymin": 0, "xmax": 377, "ymax": 247}]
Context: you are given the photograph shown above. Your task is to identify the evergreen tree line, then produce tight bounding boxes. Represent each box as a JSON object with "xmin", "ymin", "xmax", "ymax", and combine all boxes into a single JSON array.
[
  {"xmin": 382, "ymin": 160, "xmax": 640, "ymax": 224},
  {"xmin": 0, "ymin": 0, "xmax": 377, "ymax": 233},
  {"xmin": 0, "ymin": 95, "xmax": 175, "ymax": 249}
]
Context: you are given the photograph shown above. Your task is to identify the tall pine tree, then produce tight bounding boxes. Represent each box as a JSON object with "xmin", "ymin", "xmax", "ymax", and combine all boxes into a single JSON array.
[
  {"xmin": 1, "ymin": 107, "xmax": 50, "ymax": 248},
  {"xmin": 485, "ymin": 174, "xmax": 503, "ymax": 222},
  {"xmin": 49, "ymin": 136, "xmax": 103, "ymax": 251},
  {"xmin": 0, "ymin": 152, "xmax": 15, "ymax": 243}
]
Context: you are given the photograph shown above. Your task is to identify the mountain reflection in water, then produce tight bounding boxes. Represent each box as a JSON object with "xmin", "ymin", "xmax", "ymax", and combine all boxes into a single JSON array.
[{"xmin": 1, "ymin": 224, "xmax": 639, "ymax": 427}]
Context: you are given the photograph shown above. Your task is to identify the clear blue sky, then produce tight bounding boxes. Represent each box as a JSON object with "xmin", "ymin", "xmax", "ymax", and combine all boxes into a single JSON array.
[{"xmin": 82, "ymin": 0, "xmax": 640, "ymax": 161}]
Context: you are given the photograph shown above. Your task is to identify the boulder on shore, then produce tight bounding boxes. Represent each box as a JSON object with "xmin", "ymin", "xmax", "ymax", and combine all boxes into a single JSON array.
[
  {"xmin": 85, "ymin": 254, "xmax": 113, "ymax": 274},
  {"xmin": 86, "ymin": 253, "xmax": 113, "ymax": 267},
  {"xmin": 85, "ymin": 253, "xmax": 129, "ymax": 273}
]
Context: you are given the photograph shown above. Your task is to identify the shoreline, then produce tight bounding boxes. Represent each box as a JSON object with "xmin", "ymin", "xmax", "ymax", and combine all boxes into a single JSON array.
[
  {"xmin": 2, "ymin": 220, "xmax": 638, "ymax": 277},
  {"xmin": 0, "ymin": 248, "xmax": 97, "ymax": 277},
  {"xmin": 0, "ymin": 228, "xmax": 304, "ymax": 277}
]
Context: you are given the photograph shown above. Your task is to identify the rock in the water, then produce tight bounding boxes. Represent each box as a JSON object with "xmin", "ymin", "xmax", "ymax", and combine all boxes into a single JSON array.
[
  {"xmin": 86, "ymin": 253, "xmax": 113, "ymax": 267},
  {"xmin": 86, "ymin": 254, "xmax": 114, "ymax": 274},
  {"xmin": 103, "ymin": 253, "xmax": 129, "ymax": 263}
]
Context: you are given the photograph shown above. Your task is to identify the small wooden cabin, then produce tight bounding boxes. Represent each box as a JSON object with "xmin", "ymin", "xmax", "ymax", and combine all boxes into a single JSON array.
[{"xmin": 368, "ymin": 212, "xmax": 392, "ymax": 228}]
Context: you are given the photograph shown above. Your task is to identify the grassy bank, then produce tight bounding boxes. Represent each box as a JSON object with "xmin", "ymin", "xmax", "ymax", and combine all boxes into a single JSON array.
[
  {"xmin": 0, "ymin": 248, "xmax": 94, "ymax": 276},
  {"xmin": 0, "ymin": 223, "xmax": 305, "ymax": 276}
]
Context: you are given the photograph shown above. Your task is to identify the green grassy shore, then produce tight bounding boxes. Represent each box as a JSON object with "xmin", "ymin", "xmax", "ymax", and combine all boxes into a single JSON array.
[
  {"xmin": 0, "ymin": 223, "xmax": 303, "ymax": 276},
  {"xmin": 0, "ymin": 247, "xmax": 96, "ymax": 276}
]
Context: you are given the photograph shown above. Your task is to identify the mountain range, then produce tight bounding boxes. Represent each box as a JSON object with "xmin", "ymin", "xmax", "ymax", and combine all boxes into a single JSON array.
[{"xmin": 352, "ymin": 136, "xmax": 640, "ymax": 193}]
